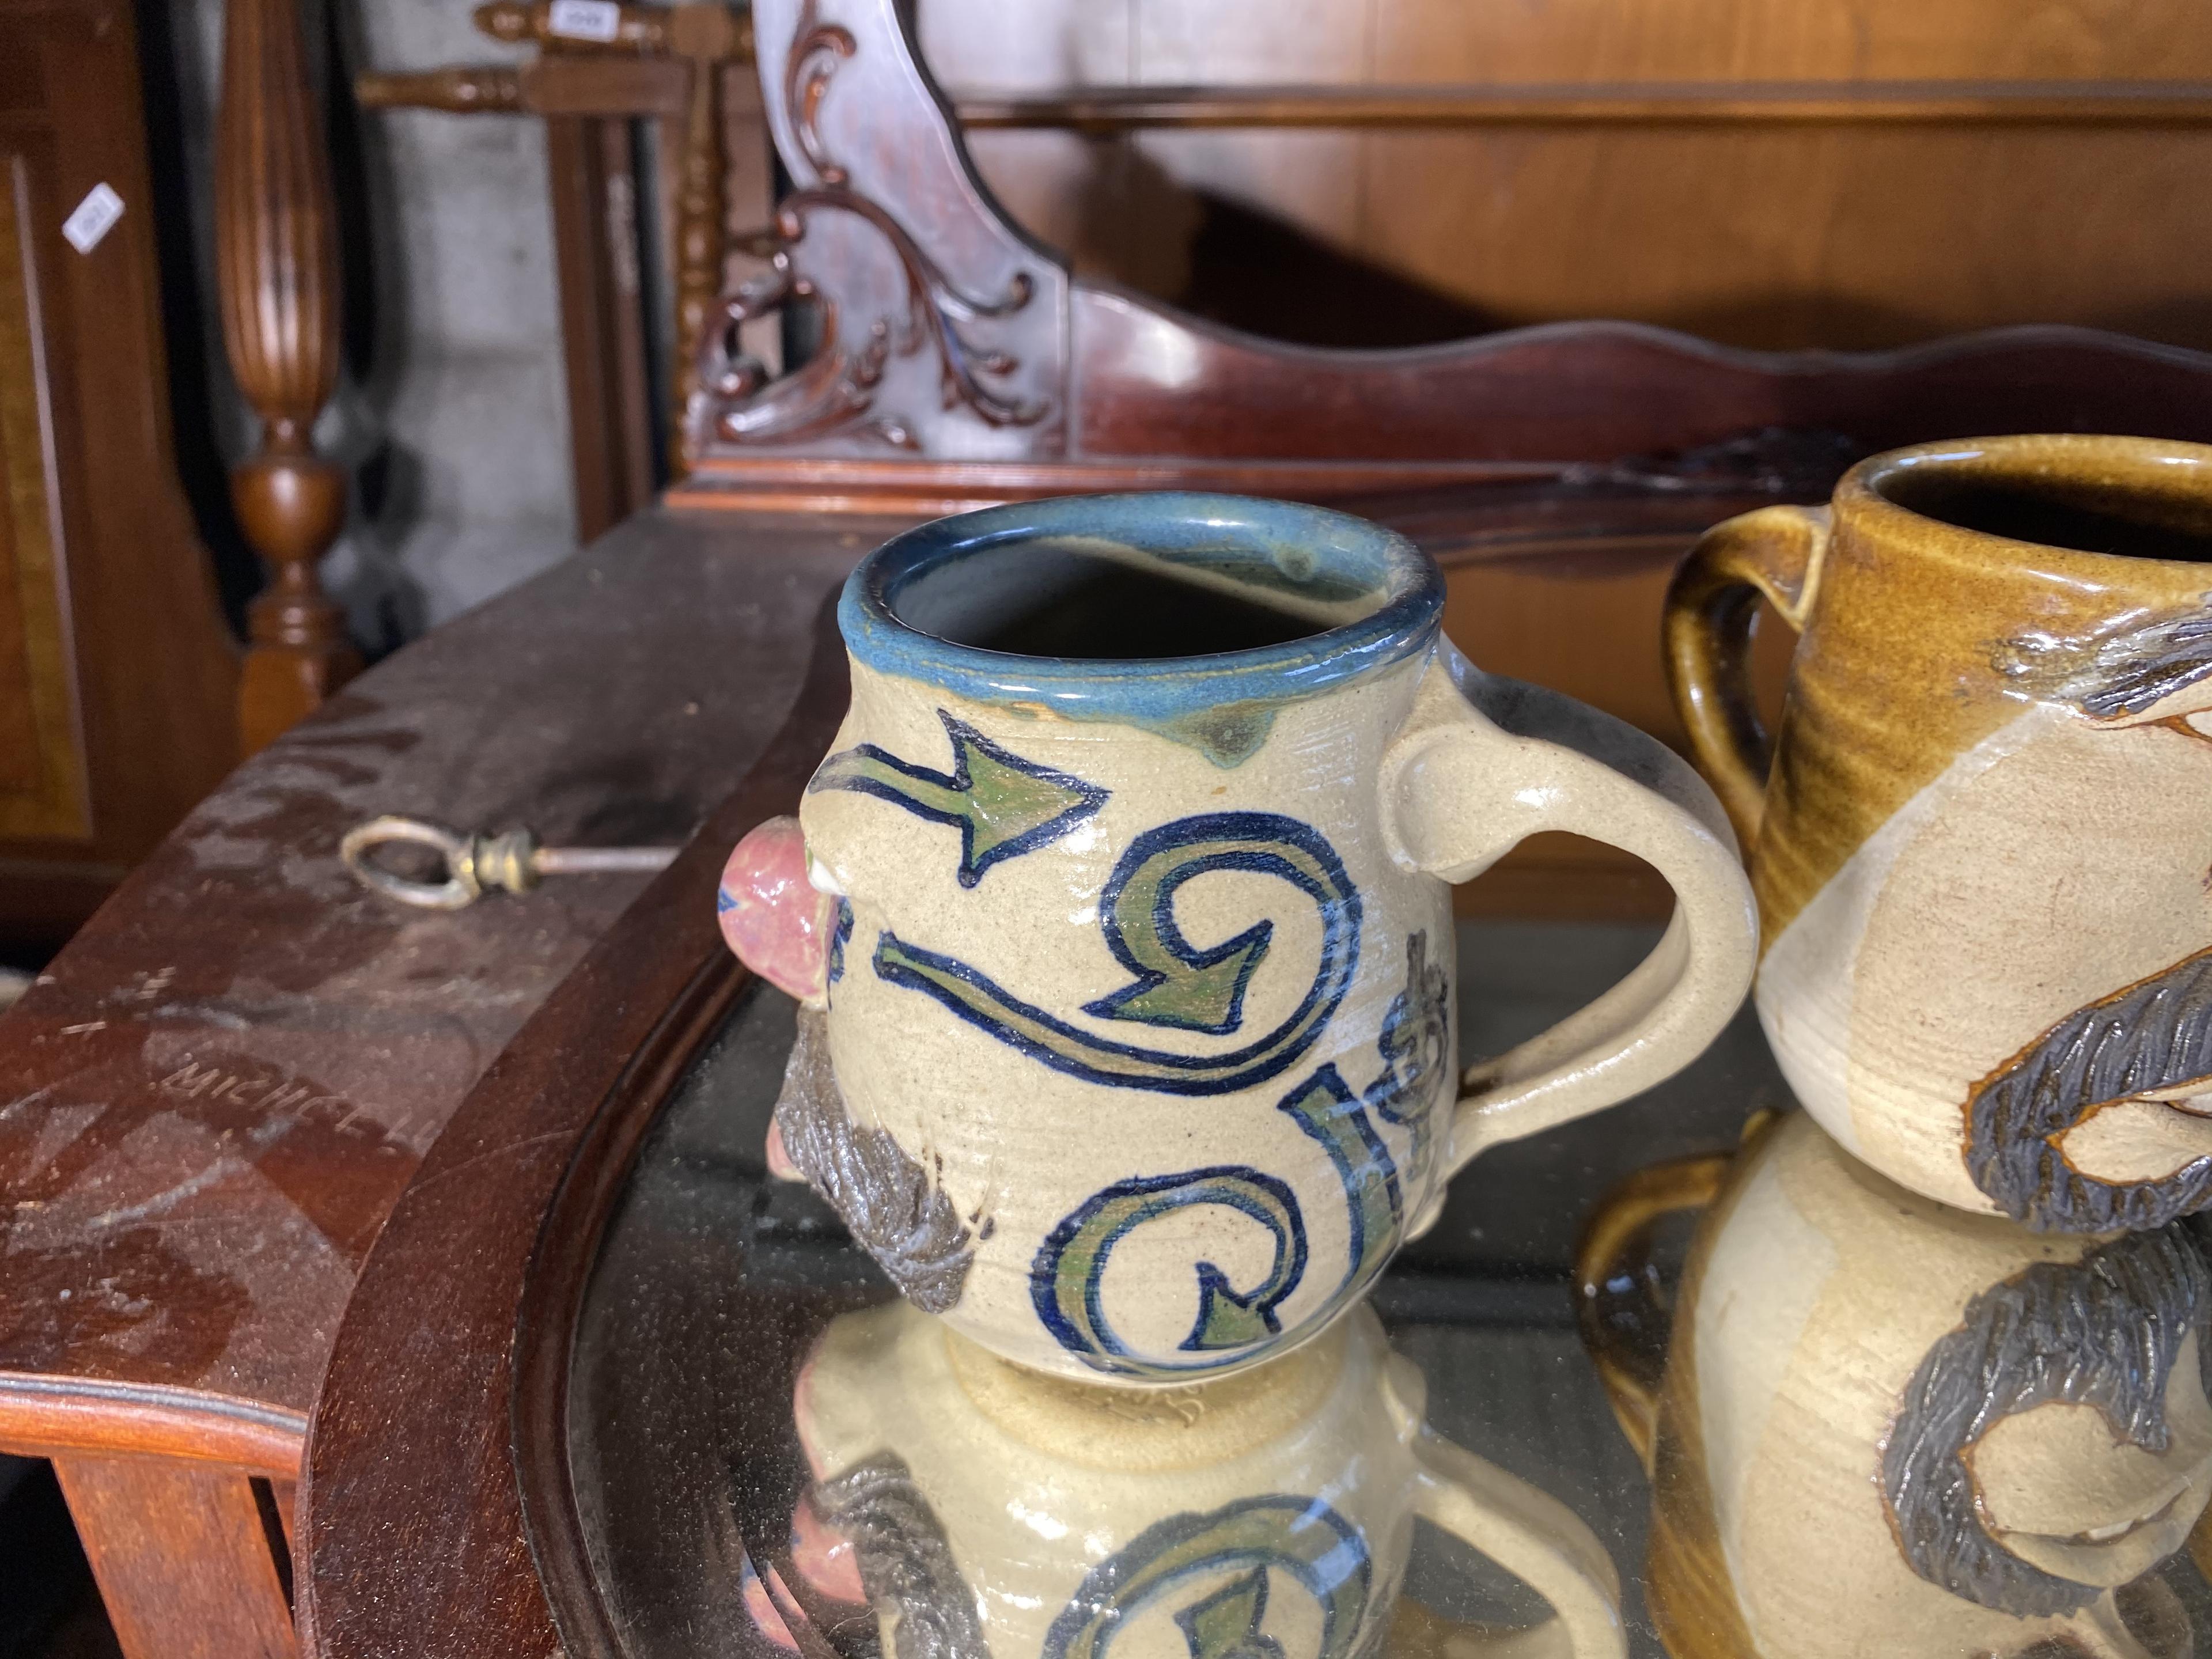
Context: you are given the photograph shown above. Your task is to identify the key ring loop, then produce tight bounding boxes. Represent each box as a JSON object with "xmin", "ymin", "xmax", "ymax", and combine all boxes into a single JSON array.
[{"xmin": 339, "ymin": 816, "xmax": 540, "ymax": 910}]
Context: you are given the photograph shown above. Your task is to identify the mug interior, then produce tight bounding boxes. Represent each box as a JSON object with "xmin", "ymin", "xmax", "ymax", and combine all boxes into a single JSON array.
[
  {"xmin": 1870, "ymin": 441, "xmax": 2212, "ymax": 565},
  {"xmin": 870, "ymin": 493, "xmax": 1430, "ymax": 665},
  {"xmin": 891, "ymin": 540, "xmax": 1362, "ymax": 660}
]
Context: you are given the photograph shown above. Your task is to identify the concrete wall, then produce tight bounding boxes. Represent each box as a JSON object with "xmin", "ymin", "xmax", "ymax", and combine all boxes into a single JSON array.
[{"xmin": 161, "ymin": 0, "xmax": 578, "ymax": 653}]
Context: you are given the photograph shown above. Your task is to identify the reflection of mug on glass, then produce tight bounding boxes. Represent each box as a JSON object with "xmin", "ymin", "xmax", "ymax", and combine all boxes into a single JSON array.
[
  {"xmin": 1665, "ymin": 435, "xmax": 2212, "ymax": 1231},
  {"xmin": 778, "ymin": 1300, "xmax": 1625, "ymax": 1659},
  {"xmin": 724, "ymin": 494, "xmax": 1755, "ymax": 1383},
  {"xmin": 1578, "ymin": 1111, "xmax": 2212, "ymax": 1659}
]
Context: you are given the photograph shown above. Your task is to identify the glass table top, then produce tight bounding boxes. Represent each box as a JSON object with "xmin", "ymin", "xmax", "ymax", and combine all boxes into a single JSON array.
[{"xmin": 565, "ymin": 920, "xmax": 2212, "ymax": 1659}]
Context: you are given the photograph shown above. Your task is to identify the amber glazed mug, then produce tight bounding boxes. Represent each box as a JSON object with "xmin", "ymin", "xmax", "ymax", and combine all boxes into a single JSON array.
[
  {"xmin": 1578, "ymin": 1110, "xmax": 2212, "ymax": 1659},
  {"xmin": 725, "ymin": 494, "xmax": 1756, "ymax": 1385},
  {"xmin": 1666, "ymin": 435, "xmax": 2212, "ymax": 1233}
]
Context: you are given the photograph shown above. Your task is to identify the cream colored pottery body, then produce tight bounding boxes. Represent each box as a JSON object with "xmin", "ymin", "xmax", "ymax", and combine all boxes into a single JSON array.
[
  {"xmin": 790, "ymin": 1301, "xmax": 1624, "ymax": 1659},
  {"xmin": 756, "ymin": 495, "xmax": 1756, "ymax": 1384},
  {"xmin": 1604, "ymin": 1112, "xmax": 2212, "ymax": 1659},
  {"xmin": 1667, "ymin": 436, "xmax": 2212, "ymax": 1231}
]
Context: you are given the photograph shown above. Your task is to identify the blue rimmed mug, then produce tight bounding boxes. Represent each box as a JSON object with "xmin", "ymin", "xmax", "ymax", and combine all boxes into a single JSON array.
[{"xmin": 737, "ymin": 493, "xmax": 1756, "ymax": 1384}]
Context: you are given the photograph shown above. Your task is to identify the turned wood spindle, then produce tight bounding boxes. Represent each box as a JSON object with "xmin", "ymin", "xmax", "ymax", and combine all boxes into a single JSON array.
[
  {"xmin": 218, "ymin": 0, "xmax": 361, "ymax": 758},
  {"xmin": 669, "ymin": 7, "xmax": 745, "ymax": 478},
  {"xmin": 473, "ymin": 0, "xmax": 672, "ymax": 54},
  {"xmin": 354, "ymin": 66, "xmax": 525, "ymax": 114}
]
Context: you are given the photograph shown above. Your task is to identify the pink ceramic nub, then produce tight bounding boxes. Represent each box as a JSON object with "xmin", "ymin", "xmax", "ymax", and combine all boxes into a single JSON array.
[
  {"xmin": 789, "ymin": 1494, "xmax": 865, "ymax": 1605},
  {"xmin": 764, "ymin": 1119, "xmax": 800, "ymax": 1181},
  {"xmin": 738, "ymin": 1556, "xmax": 800, "ymax": 1652},
  {"xmin": 718, "ymin": 816, "xmax": 835, "ymax": 1002}
]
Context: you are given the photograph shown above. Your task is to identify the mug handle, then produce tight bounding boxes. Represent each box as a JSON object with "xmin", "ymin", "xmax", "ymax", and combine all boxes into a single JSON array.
[
  {"xmin": 1660, "ymin": 503, "xmax": 1831, "ymax": 851},
  {"xmin": 1570, "ymin": 1153, "xmax": 1730, "ymax": 1468},
  {"xmin": 1409, "ymin": 1428, "xmax": 1626, "ymax": 1659},
  {"xmin": 1380, "ymin": 650, "xmax": 1759, "ymax": 1173}
]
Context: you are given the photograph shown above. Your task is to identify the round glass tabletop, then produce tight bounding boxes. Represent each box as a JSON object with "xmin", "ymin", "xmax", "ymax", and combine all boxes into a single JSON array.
[{"xmin": 565, "ymin": 919, "xmax": 2212, "ymax": 1659}]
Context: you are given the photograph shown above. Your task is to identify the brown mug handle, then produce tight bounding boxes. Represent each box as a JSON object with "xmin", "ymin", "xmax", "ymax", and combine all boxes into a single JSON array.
[
  {"xmin": 1572, "ymin": 1153, "xmax": 1730, "ymax": 1470},
  {"xmin": 1662, "ymin": 505, "xmax": 1831, "ymax": 852}
]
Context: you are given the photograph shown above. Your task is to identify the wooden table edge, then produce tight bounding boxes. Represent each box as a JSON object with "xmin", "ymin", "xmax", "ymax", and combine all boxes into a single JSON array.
[
  {"xmin": 0, "ymin": 1370, "xmax": 307, "ymax": 1474},
  {"xmin": 298, "ymin": 592, "xmax": 851, "ymax": 1659}
]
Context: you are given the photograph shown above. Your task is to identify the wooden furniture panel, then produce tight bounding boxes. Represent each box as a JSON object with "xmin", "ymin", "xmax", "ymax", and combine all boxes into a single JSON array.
[
  {"xmin": 1351, "ymin": 124, "xmax": 2212, "ymax": 350},
  {"xmin": 687, "ymin": 0, "xmax": 2212, "ymax": 499},
  {"xmin": 0, "ymin": 148, "xmax": 88, "ymax": 837},
  {"xmin": 1134, "ymin": 0, "xmax": 1373, "ymax": 83},
  {"xmin": 1439, "ymin": 542, "xmax": 1791, "ymax": 762},
  {"xmin": 916, "ymin": 0, "xmax": 2212, "ymax": 352},
  {"xmin": 54, "ymin": 1456, "xmax": 296, "ymax": 1659},
  {"xmin": 1060, "ymin": 301, "xmax": 2212, "ymax": 464},
  {"xmin": 1365, "ymin": 0, "xmax": 2212, "ymax": 79},
  {"xmin": 0, "ymin": 509, "xmax": 870, "ymax": 1430},
  {"xmin": 0, "ymin": 0, "xmax": 238, "ymax": 947},
  {"xmin": 546, "ymin": 112, "xmax": 659, "ymax": 539}
]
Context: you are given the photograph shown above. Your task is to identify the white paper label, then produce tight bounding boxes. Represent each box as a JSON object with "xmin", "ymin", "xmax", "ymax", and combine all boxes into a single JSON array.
[
  {"xmin": 61, "ymin": 183, "xmax": 124, "ymax": 255},
  {"xmin": 547, "ymin": 0, "xmax": 622, "ymax": 42}
]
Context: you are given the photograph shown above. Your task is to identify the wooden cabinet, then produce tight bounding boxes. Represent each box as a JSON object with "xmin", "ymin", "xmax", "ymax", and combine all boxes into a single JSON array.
[
  {"xmin": 922, "ymin": 0, "xmax": 2212, "ymax": 353},
  {"xmin": 0, "ymin": 0, "xmax": 239, "ymax": 952}
]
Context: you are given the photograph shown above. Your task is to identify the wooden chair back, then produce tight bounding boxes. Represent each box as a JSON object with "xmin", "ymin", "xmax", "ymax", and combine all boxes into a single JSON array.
[
  {"xmin": 683, "ymin": 0, "xmax": 2212, "ymax": 508},
  {"xmin": 671, "ymin": 0, "xmax": 2212, "ymax": 911}
]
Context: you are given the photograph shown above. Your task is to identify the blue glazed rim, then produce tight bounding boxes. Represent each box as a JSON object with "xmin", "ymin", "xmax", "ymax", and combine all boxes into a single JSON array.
[{"xmin": 838, "ymin": 493, "xmax": 1445, "ymax": 724}]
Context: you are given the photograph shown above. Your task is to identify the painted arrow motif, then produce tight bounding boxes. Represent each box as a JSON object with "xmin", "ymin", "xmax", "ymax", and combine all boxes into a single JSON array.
[
  {"xmin": 808, "ymin": 710, "xmax": 1107, "ymax": 888},
  {"xmin": 1025, "ymin": 1055, "xmax": 1403, "ymax": 1378},
  {"xmin": 1277, "ymin": 1064, "xmax": 1404, "ymax": 1316},
  {"xmin": 1029, "ymin": 1166, "xmax": 1309, "ymax": 1377},
  {"xmin": 1083, "ymin": 820, "xmax": 1286, "ymax": 1034},
  {"xmin": 1176, "ymin": 1568, "xmax": 1283, "ymax": 1659},
  {"xmin": 1044, "ymin": 1497, "xmax": 1370, "ymax": 1659},
  {"xmin": 874, "ymin": 811, "xmax": 1362, "ymax": 1096}
]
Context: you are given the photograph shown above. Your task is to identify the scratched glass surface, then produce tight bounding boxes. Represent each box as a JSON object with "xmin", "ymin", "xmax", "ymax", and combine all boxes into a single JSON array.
[{"xmin": 563, "ymin": 921, "xmax": 2212, "ymax": 1659}]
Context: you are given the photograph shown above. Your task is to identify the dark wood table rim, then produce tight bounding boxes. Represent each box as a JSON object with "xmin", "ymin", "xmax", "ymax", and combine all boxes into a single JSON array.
[
  {"xmin": 297, "ymin": 594, "xmax": 851, "ymax": 1659},
  {"xmin": 0, "ymin": 1374, "xmax": 305, "ymax": 1473}
]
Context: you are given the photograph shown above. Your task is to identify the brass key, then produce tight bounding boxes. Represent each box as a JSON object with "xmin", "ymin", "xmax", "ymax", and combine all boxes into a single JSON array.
[{"xmin": 340, "ymin": 816, "xmax": 679, "ymax": 910}]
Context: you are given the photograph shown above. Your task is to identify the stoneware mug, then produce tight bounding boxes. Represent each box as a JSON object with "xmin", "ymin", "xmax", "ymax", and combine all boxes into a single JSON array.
[
  {"xmin": 1665, "ymin": 435, "xmax": 2212, "ymax": 1232},
  {"xmin": 773, "ymin": 1298, "xmax": 1626, "ymax": 1659},
  {"xmin": 724, "ymin": 493, "xmax": 1756, "ymax": 1384},
  {"xmin": 1578, "ymin": 1110, "xmax": 2212, "ymax": 1659}
]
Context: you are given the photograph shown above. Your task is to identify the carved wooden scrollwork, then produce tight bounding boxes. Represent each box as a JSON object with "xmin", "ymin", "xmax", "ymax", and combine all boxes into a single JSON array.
[
  {"xmin": 697, "ymin": 247, "xmax": 903, "ymax": 449},
  {"xmin": 788, "ymin": 8, "xmax": 854, "ymax": 187},
  {"xmin": 691, "ymin": 0, "xmax": 1068, "ymax": 461},
  {"xmin": 696, "ymin": 192, "xmax": 1046, "ymax": 450}
]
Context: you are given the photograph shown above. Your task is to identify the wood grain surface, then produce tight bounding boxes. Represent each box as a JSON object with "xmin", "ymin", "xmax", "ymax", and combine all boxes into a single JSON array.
[
  {"xmin": 0, "ymin": 151, "xmax": 89, "ymax": 840},
  {"xmin": 56, "ymin": 1456, "xmax": 297, "ymax": 1659},
  {"xmin": 0, "ymin": 0, "xmax": 240, "ymax": 946},
  {"xmin": 927, "ymin": 0, "xmax": 2212, "ymax": 354},
  {"xmin": 0, "ymin": 509, "xmax": 883, "ymax": 1472},
  {"xmin": 298, "ymin": 571, "xmax": 853, "ymax": 1659},
  {"xmin": 218, "ymin": 0, "xmax": 361, "ymax": 755},
  {"xmin": 690, "ymin": 0, "xmax": 2212, "ymax": 486}
]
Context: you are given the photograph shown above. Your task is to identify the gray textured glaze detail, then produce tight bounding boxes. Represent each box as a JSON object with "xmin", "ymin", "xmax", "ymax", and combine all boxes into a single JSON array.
[
  {"xmin": 1370, "ymin": 932, "xmax": 1450, "ymax": 1118},
  {"xmin": 2072, "ymin": 608, "xmax": 2212, "ymax": 721},
  {"xmin": 774, "ymin": 1004, "xmax": 973, "ymax": 1312},
  {"xmin": 1882, "ymin": 1228, "xmax": 2212, "ymax": 1618},
  {"xmin": 813, "ymin": 1455, "xmax": 991, "ymax": 1659},
  {"xmin": 1965, "ymin": 947, "xmax": 2212, "ymax": 1233},
  {"xmin": 1994, "ymin": 603, "xmax": 2212, "ymax": 721}
]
